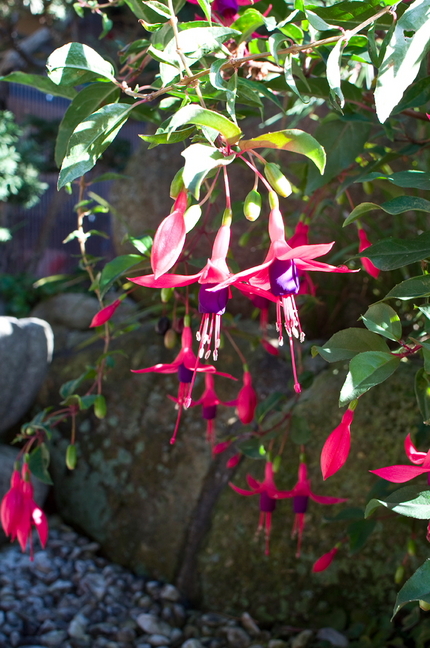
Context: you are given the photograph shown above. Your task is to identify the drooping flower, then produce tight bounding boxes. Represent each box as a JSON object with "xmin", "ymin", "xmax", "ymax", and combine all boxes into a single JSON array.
[
  {"xmin": 130, "ymin": 218, "xmax": 232, "ymax": 363},
  {"xmin": 211, "ymin": 207, "xmax": 356, "ymax": 393},
  {"xmin": 132, "ymin": 321, "xmax": 235, "ymax": 443},
  {"xmin": 186, "ymin": 373, "xmax": 236, "ymax": 444},
  {"xmin": 236, "ymin": 369, "xmax": 257, "ymax": 424},
  {"xmin": 288, "ymin": 462, "xmax": 347, "ymax": 557},
  {"xmin": 370, "ymin": 434, "xmax": 430, "ymax": 483},
  {"xmin": 358, "ymin": 227, "xmax": 380, "ymax": 279},
  {"xmin": 312, "ymin": 545, "xmax": 339, "ymax": 572},
  {"xmin": 1, "ymin": 464, "xmax": 49, "ymax": 557},
  {"xmin": 188, "ymin": 0, "xmax": 254, "ymax": 25},
  {"xmin": 320, "ymin": 404, "xmax": 356, "ymax": 480},
  {"xmin": 90, "ymin": 299, "xmax": 121, "ymax": 328},
  {"xmin": 151, "ymin": 190, "xmax": 188, "ymax": 279},
  {"xmin": 229, "ymin": 461, "xmax": 291, "ymax": 555}
]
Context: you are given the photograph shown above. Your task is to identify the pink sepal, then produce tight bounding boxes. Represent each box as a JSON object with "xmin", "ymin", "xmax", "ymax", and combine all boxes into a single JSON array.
[
  {"xmin": 312, "ymin": 547, "xmax": 338, "ymax": 572},
  {"xmin": 404, "ymin": 434, "xmax": 427, "ymax": 464},
  {"xmin": 151, "ymin": 192, "xmax": 187, "ymax": 279},
  {"xmin": 370, "ymin": 465, "xmax": 430, "ymax": 483},
  {"xmin": 90, "ymin": 299, "xmax": 121, "ymax": 328},
  {"xmin": 320, "ymin": 409, "xmax": 354, "ymax": 480}
]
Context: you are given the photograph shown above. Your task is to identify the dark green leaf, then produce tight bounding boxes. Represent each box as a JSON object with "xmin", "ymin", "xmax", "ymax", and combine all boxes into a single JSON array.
[
  {"xmin": 324, "ymin": 507, "xmax": 364, "ymax": 522},
  {"xmin": 99, "ymin": 254, "xmax": 145, "ymax": 297},
  {"xmin": 139, "ymin": 126, "xmax": 195, "ymax": 149},
  {"xmin": 312, "ymin": 328, "xmax": 390, "ymax": 363},
  {"xmin": 357, "ymin": 231, "xmax": 430, "ymax": 271},
  {"xmin": 356, "ymin": 170, "xmax": 430, "ymax": 191},
  {"xmin": 47, "ymin": 42, "xmax": 116, "ymax": 85},
  {"xmin": 255, "ymin": 392, "xmax": 285, "ymax": 423},
  {"xmin": 361, "ymin": 303, "xmax": 401, "ymax": 341},
  {"xmin": 339, "ymin": 351, "xmax": 400, "ymax": 405},
  {"xmin": 0, "ymin": 72, "xmax": 77, "ymax": 99},
  {"xmin": 58, "ymin": 103, "xmax": 134, "ymax": 188},
  {"xmin": 55, "ymin": 82, "xmax": 118, "ymax": 167},
  {"xmin": 28, "ymin": 444, "xmax": 53, "ymax": 485},
  {"xmin": 59, "ymin": 368, "xmax": 97, "ymax": 399},
  {"xmin": 393, "ymin": 559, "xmax": 430, "ymax": 618},
  {"xmin": 231, "ymin": 8, "xmax": 276, "ymax": 43},
  {"xmin": 415, "ymin": 368, "xmax": 430, "ymax": 425},
  {"xmin": 344, "ymin": 197, "xmax": 430, "ymax": 226},
  {"xmin": 181, "ymin": 143, "xmax": 235, "ymax": 199},
  {"xmin": 348, "ymin": 519, "xmax": 377, "ymax": 553},
  {"xmin": 237, "ymin": 437, "xmax": 266, "ymax": 459},
  {"xmin": 384, "ymin": 275, "xmax": 430, "ymax": 301}
]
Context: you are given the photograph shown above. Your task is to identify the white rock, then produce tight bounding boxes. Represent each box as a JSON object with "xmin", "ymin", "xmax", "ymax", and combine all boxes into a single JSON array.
[{"xmin": 136, "ymin": 613, "xmax": 172, "ymax": 637}]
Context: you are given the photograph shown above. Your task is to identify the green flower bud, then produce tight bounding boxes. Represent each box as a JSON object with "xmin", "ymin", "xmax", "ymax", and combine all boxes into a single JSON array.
[
  {"xmin": 243, "ymin": 190, "xmax": 262, "ymax": 221},
  {"xmin": 419, "ymin": 600, "xmax": 430, "ymax": 612},
  {"xmin": 407, "ymin": 538, "xmax": 417, "ymax": 556},
  {"xmin": 66, "ymin": 444, "xmax": 77, "ymax": 470},
  {"xmin": 264, "ymin": 163, "xmax": 292, "ymax": 198},
  {"xmin": 183, "ymin": 204, "xmax": 202, "ymax": 233},
  {"xmin": 170, "ymin": 168, "xmax": 184, "ymax": 198},
  {"xmin": 363, "ymin": 181, "xmax": 373, "ymax": 195},
  {"xmin": 161, "ymin": 287, "xmax": 174, "ymax": 303},
  {"xmin": 164, "ymin": 329, "xmax": 177, "ymax": 349},
  {"xmin": 394, "ymin": 565, "xmax": 405, "ymax": 584},
  {"xmin": 268, "ymin": 190, "xmax": 279, "ymax": 210},
  {"xmin": 94, "ymin": 394, "xmax": 107, "ymax": 419}
]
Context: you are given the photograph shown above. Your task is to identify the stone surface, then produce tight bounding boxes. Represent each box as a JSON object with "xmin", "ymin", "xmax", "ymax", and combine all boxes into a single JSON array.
[
  {"xmin": 0, "ymin": 316, "xmax": 53, "ymax": 436},
  {"xmin": 316, "ymin": 627, "xmax": 349, "ymax": 647}
]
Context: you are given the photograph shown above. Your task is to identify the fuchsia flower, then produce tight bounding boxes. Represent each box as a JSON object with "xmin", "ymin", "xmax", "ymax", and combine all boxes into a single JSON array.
[
  {"xmin": 320, "ymin": 406, "xmax": 356, "ymax": 480},
  {"xmin": 1, "ymin": 465, "xmax": 48, "ymax": 558},
  {"xmin": 358, "ymin": 227, "xmax": 380, "ymax": 279},
  {"xmin": 188, "ymin": 0, "xmax": 253, "ymax": 25},
  {"xmin": 130, "ymin": 221, "xmax": 232, "ymax": 363},
  {"xmin": 312, "ymin": 545, "xmax": 339, "ymax": 572},
  {"xmin": 90, "ymin": 299, "xmax": 121, "ymax": 328},
  {"xmin": 230, "ymin": 461, "xmax": 291, "ymax": 555},
  {"xmin": 236, "ymin": 370, "xmax": 257, "ymax": 424},
  {"xmin": 287, "ymin": 462, "xmax": 347, "ymax": 557},
  {"xmin": 188, "ymin": 373, "xmax": 236, "ymax": 444},
  {"xmin": 371, "ymin": 434, "xmax": 430, "ymax": 483},
  {"xmin": 212, "ymin": 207, "xmax": 355, "ymax": 393},
  {"xmin": 132, "ymin": 323, "xmax": 235, "ymax": 443},
  {"xmin": 151, "ymin": 190, "xmax": 188, "ymax": 279}
]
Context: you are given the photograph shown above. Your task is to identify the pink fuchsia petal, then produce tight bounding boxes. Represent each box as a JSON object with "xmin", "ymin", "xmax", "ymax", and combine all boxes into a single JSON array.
[
  {"xmin": 312, "ymin": 547, "xmax": 338, "ymax": 572},
  {"xmin": 370, "ymin": 465, "xmax": 430, "ymax": 483},
  {"xmin": 404, "ymin": 434, "xmax": 427, "ymax": 465},
  {"xmin": 151, "ymin": 191, "xmax": 188, "ymax": 279},
  {"xmin": 132, "ymin": 362, "xmax": 180, "ymax": 375},
  {"xmin": 129, "ymin": 271, "xmax": 202, "ymax": 289},
  {"xmin": 261, "ymin": 338, "xmax": 280, "ymax": 356},
  {"xmin": 0, "ymin": 470, "xmax": 24, "ymax": 538},
  {"xmin": 236, "ymin": 371, "xmax": 257, "ymax": 424},
  {"xmin": 268, "ymin": 208, "xmax": 286, "ymax": 241},
  {"xmin": 212, "ymin": 441, "xmax": 232, "ymax": 454},
  {"xmin": 358, "ymin": 228, "xmax": 380, "ymax": 279},
  {"xmin": 288, "ymin": 221, "xmax": 309, "ymax": 248},
  {"xmin": 229, "ymin": 482, "xmax": 258, "ymax": 496},
  {"xmin": 309, "ymin": 493, "xmax": 347, "ymax": 505},
  {"xmin": 89, "ymin": 299, "xmax": 121, "ymax": 328},
  {"xmin": 246, "ymin": 474, "xmax": 262, "ymax": 491},
  {"xmin": 320, "ymin": 409, "xmax": 354, "ymax": 480},
  {"xmin": 295, "ymin": 259, "xmax": 356, "ymax": 274},
  {"xmin": 277, "ymin": 242, "xmax": 335, "ymax": 262}
]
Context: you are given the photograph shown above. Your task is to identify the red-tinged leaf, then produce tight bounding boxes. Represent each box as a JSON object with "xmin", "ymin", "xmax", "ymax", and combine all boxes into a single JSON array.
[
  {"xmin": 89, "ymin": 299, "xmax": 121, "ymax": 328},
  {"xmin": 151, "ymin": 208, "xmax": 186, "ymax": 279},
  {"xmin": 312, "ymin": 547, "xmax": 338, "ymax": 572},
  {"xmin": 320, "ymin": 410, "xmax": 354, "ymax": 480}
]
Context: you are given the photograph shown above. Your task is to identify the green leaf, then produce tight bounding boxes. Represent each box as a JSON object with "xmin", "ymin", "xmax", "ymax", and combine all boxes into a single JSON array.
[
  {"xmin": 361, "ymin": 304, "xmax": 401, "ymax": 341},
  {"xmin": 181, "ymin": 143, "xmax": 235, "ymax": 199},
  {"xmin": 196, "ymin": 0, "xmax": 212, "ymax": 23},
  {"xmin": 357, "ymin": 231, "xmax": 430, "ymax": 271},
  {"xmin": 231, "ymin": 8, "xmax": 276, "ymax": 43},
  {"xmin": 28, "ymin": 444, "xmax": 53, "ymax": 486},
  {"xmin": 306, "ymin": 119, "xmax": 371, "ymax": 193},
  {"xmin": 348, "ymin": 519, "xmax": 377, "ymax": 554},
  {"xmin": 127, "ymin": 235, "xmax": 153, "ymax": 256},
  {"xmin": 415, "ymin": 368, "xmax": 430, "ymax": 425},
  {"xmin": 237, "ymin": 437, "xmax": 266, "ymax": 459},
  {"xmin": 59, "ymin": 368, "xmax": 97, "ymax": 399},
  {"xmin": 356, "ymin": 170, "xmax": 430, "ymax": 191},
  {"xmin": 326, "ymin": 40, "xmax": 345, "ymax": 109},
  {"xmin": 58, "ymin": 103, "xmax": 134, "ymax": 189},
  {"xmin": 255, "ymin": 392, "xmax": 285, "ymax": 424},
  {"xmin": 312, "ymin": 328, "xmax": 390, "ymax": 363},
  {"xmin": 0, "ymin": 72, "xmax": 77, "ymax": 99},
  {"xmin": 166, "ymin": 105, "xmax": 242, "ymax": 145},
  {"xmin": 344, "ymin": 196, "xmax": 430, "ymax": 226},
  {"xmin": 339, "ymin": 351, "xmax": 400, "ymax": 405},
  {"xmin": 100, "ymin": 12, "xmax": 113, "ymax": 38},
  {"xmin": 55, "ymin": 82, "xmax": 118, "ymax": 167},
  {"xmin": 375, "ymin": 0, "xmax": 430, "ymax": 123},
  {"xmin": 305, "ymin": 9, "xmax": 334, "ymax": 31},
  {"xmin": 46, "ymin": 42, "xmax": 117, "ymax": 85},
  {"xmin": 139, "ymin": 126, "xmax": 195, "ymax": 149},
  {"xmin": 366, "ymin": 485, "xmax": 430, "ymax": 521},
  {"xmin": 99, "ymin": 254, "xmax": 145, "ymax": 297},
  {"xmin": 384, "ymin": 275, "xmax": 430, "ymax": 301},
  {"xmin": 239, "ymin": 129, "xmax": 326, "ymax": 174},
  {"xmin": 393, "ymin": 559, "xmax": 430, "ymax": 618}
]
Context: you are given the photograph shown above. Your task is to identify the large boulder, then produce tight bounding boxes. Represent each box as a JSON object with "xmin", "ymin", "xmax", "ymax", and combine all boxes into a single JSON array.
[
  {"xmin": 0, "ymin": 316, "xmax": 53, "ymax": 438},
  {"xmin": 37, "ymin": 322, "xmax": 425, "ymax": 625}
]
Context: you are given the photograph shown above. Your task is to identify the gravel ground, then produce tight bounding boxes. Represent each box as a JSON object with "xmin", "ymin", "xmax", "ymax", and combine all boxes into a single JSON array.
[{"xmin": 0, "ymin": 518, "xmax": 348, "ymax": 648}]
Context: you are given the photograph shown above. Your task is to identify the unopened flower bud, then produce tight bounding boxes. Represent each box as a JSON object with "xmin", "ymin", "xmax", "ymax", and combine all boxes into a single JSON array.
[
  {"xmin": 312, "ymin": 546, "xmax": 338, "ymax": 572},
  {"xmin": 264, "ymin": 163, "xmax": 292, "ymax": 198},
  {"xmin": 170, "ymin": 168, "xmax": 184, "ymax": 198},
  {"xmin": 394, "ymin": 565, "xmax": 405, "ymax": 584},
  {"xmin": 161, "ymin": 287, "xmax": 174, "ymax": 303},
  {"xmin": 244, "ymin": 190, "xmax": 262, "ymax": 221},
  {"xmin": 94, "ymin": 394, "xmax": 107, "ymax": 419},
  {"xmin": 183, "ymin": 204, "xmax": 202, "ymax": 233},
  {"xmin": 164, "ymin": 329, "xmax": 177, "ymax": 349},
  {"xmin": 227, "ymin": 453, "xmax": 241, "ymax": 468},
  {"xmin": 268, "ymin": 190, "xmax": 279, "ymax": 210},
  {"xmin": 66, "ymin": 444, "xmax": 77, "ymax": 470},
  {"xmin": 363, "ymin": 181, "xmax": 373, "ymax": 195},
  {"xmin": 407, "ymin": 538, "xmax": 417, "ymax": 556},
  {"xmin": 419, "ymin": 600, "xmax": 430, "ymax": 611}
]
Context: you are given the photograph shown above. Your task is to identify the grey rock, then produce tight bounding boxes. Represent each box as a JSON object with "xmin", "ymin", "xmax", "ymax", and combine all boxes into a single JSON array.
[
  {"xmin": 137, "ymin": 614, "xmax": 173, "ymax": 637},
  {"xmin": 240, "ymin": 614, "xmax": 260, "ymax": 638},
  {"xmin": 68, "ymin": 613, "xmax": 89, "ymax": 639},
  {"xmin": 225, "ymin": 627, "xmax": 251, "ymax": 648},
  {"xmin": 160, "ymin": 584, "xmax": 181, "ymax": 602},
  {"xmin": 49, "ymin": 579, "xmax": 73, "ymax": 593},
  {"xmin": 171, "ymin": 628, "xmax": 184, "ymax": 643},
  {"xmin": 291, "ymin": 630, "xmax": 313, "ymax": 648},
  {"xmin": 148, "ymin": 634, "xmax": 172, "ymax": 646},
  {"xmin": 268, "ymin": 641, "xmax": 288, "ymax": 648},
  {"xmin": 316, "ymin": 628, "xmax": 349, "ymax": 647},
  {"xmin": 182, "ymin": 640, "xmax": 204, "ymax": 648},
  {"xmin": 40, "ymin": 630, "xmax": 68, "ymax": 646},
  {"xmin": 0, "ymin": 316, "xmax": 53, "ymax": 435},
  {"xmin": 80, "ymin": 573, "xmax": 107, "ymax": 600}
]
